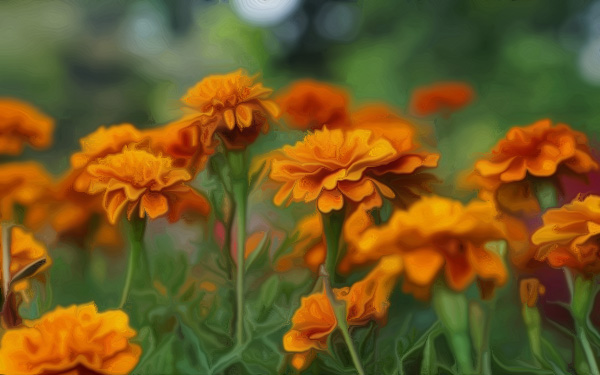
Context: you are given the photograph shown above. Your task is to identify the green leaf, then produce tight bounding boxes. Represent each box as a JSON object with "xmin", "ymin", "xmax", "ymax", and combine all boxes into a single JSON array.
[
  {"xmin": 245, "ymin": 232, "xmax": 270, "ymax": 272},
  {"xmin": 420, "ymin": 331, "xmax": 438, "ymax": 375}
]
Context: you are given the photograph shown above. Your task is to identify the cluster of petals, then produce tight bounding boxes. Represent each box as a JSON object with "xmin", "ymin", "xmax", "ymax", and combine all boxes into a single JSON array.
[
  {"xmin": 86, "ymin": 145, "xmax": 209, "ymax": 224},
  {"xmin": 270, "ymin": 126, "xmax": 438, "ymax": 213},
  {"xmin": 181, "ymin": 69, "xmax": 279, "ymax": 149},
  {"xmin": 0, "ymin": 162, "xmax": 53, "ymax": 222},
  {"xmin": 0, "ymin": 303, "xmax": 141, "ymax": 375},
  {"xmin": 532, "ymin": 194, "xmax": 600, "ymax": 275},
  {"xmin": 275, "ymin": 79, "xmax": 351, "ymax": 130},
  {"xmin": 283, "ymin": 256, "xmax": 402, "ymax": 370},
  {"xmin": 0, "ymin": 98, "xmax": 54, "ymax": 155},
  {"xmin": 409, "ymin": 81, "xmax": 474, "ymax": 117},
  {"xmin": 467, "ymin": 120, "xmax": 598, "ymax": 216},
  {"xmin": 357, "ymin": 195, "xmax": 508, "ymax": 298}
]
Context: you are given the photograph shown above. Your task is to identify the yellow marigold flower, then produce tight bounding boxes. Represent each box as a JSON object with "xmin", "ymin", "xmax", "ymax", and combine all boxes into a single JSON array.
[
  {"xmin": 0, "ymin": 303, "xmax": 141, "ymax": 375},
  {"xmin": 275, "ymin": 79, "xmax": 351, "ymax": 130},
  {"xmin": 270, "ymin": 127, "xmax": 401, "ymax": 213},
  {"xmin": 358, "ymin": 196, "xmax": 508, "ymax": 298},
  {"xmin": 283, "ymin": 257, "xmax": 401, "ymax": 369},
  {"xmin": 143, "ymin": 115, "xmax": 215, "ymax": 174},
  {"xmin": 70, "ymin": 124, "xmax": 144, "ymax": 192},
  {"xmin": 335, "ymin": 255, "xmax": 403, "ymax": 325},
  {"xmin": 0, "ymin": 98, "xmax": 54, "ymax": 155},
  {"xmin": 466, "ymin": 119, "xmax": 598, "ymax": 216},
  {"xmin": 519, "ymin": 278, "xmax": 545, "ymax": 307},
  {"xmin": 532, "ymin": 195, "xmax": 600, "ymax": 275},
  {"xmin": 0, "ymin": 162, "xmax": 53, "ymax": 222},
  {"xmin": 0, "ymin": 226, "xmax": 51, "ymax": 290},
  {"xmin": 181, "ymin": 69, "xmax": 279, "ymax": 149},
  {"xmin": 86, "ymin": 145, "xmax": 210, "ymax": 224}
]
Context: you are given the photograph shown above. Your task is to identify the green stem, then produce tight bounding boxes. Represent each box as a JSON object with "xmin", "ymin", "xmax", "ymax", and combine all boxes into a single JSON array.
[
  {"xmin": 321, "ymin": 209, "xmax": 345, "ymax": 285},
  {"xmin": 119, "ymin": 216, "xmax": 147, "ymax": 309},
  {"xmin": 320, "ymin": 266, "xmax": 365, "ymax": 375},
  {"xmin": 228, "ymin": 150, "xmax": 249, "ymax": 347},
  {"xmin": 522, "ymin": 305, "xmax": 544, "ymax": 365},
  {"xmin": 571, "ymin": 275, "xmax": 599, "ymax": 375},
  {"xmin": 432, "ymin": 283, "xmax": 474, "ymax": 374},
  {"xmin": 533, "ymin": 179, "xmax": 558, "ymax": 211}
]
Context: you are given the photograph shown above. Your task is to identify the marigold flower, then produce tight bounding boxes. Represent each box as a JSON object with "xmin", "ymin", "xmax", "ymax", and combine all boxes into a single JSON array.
[
  {"xmin": 410, "ymin": 82, "xmax": 474, "ymax": 117},
  {"xmin": 0, "ymin": 303, "xmax": 141, "ymax": 375},
  {"xmin": 275, "ymin": 79, "xmax": 351, "ymax": 130},
  {"xmin": 181, "ymin": 69, "xmax": 279, "ymax": 149},
  {"xmin": 0, "ymin": 226, "xmax": 51, "ymax": 290},
  {"xmin": 70, "ymin": 124, "xmax": 145, "ymax": 192},
  {"xmin": 270, "ymin": 126, "xmax": 427, "ymax": 213},
  {"xmin": 86, "ymin": 145, "xmax": 210, "ymax": 224},
  {"xmin": 532, "ymin": 195, "xmax": 600, "ymax": 275},
  {"xmin": 335, "ymin": 255, "xmax": 403, "ymax": 325},
  {"xmin": 357, "ymin": 196, "xmax": 508, "ymax": 297},
  {"xmin": 0, "ymin": 162, "xmax": 53, "ymax": 221},
  {"xmin": 467, "ymin": 120, "xmax": 598, "ymax": 216},
  {"xmin": 283, "ymin": 257, "xmax": 401, "ymax": 369},
  {"xmin": 0, "ymin": 98, "xmax": 54, "ymax": 155},
  {"xmin": 519, "ymin": 278, "xmax": 545, "ymax": 307},
  {"xmin": 143, "ymin": 115, "xmax": 215, "ymax": 174}
]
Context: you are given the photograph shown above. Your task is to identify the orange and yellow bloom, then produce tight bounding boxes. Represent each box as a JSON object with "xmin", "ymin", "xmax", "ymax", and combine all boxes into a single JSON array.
[
  {"xmin": 357, "ymin": 195, "xmax": 508, "ymax": 298},
  {"xmin": 0, "ymin": 303, "xmax": 141, "ymax": 375},
  {"xmin": 86, "ymin": 145, "xmax": 210, "ymax": 224},
  {"xmin": 410, "ymin": 82, "xmax": 474, "ymax": 117},
  {"xmin": 0, "ymin": 162, "xmax": 53, "ymax": 222},
  {"xmin": 181, "ymin": 69, "xmax": 279, "ymax": 149},
  {"xmin": 0, "ymin": 98, "xmax": 54, "ymax": 155},
  {"xmin": 467, "ymin": 120, "xmax": 598, "ymax": 216},
  {"xmin": 532, "ymin": 194, "xmax": 600, "ymax": 275},
  {"xmin": 275, "ymin": 79, "xmax": 351, "ymax": 130}
]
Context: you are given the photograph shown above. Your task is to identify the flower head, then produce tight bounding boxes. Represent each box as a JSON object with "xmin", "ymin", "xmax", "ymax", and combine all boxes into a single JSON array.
[
  {"xmin": 532, "ymin": 195, "xmax": 600, "ymax": 275},
  {"xmin": 467, "ymin": 120, "xmax": 598, "ymax": 216},
  {"xmin": 0, "ymin": 162, "xmax": 53, "ymax": 221},
  {"xmin": 410, "ymin": 82, "xmax": 474, "ymax": 117},
  {"xmin": 0, "ymin": 98, "xmax": 54, "ymax": 155},
  {"xmin": 86, "ymin": 145, "xmax": 210, "ymax": 224},
  {"xmin": 0, "ymin": 303, "xmax": 141, "ymax": 375},
  {"xmin": 358, "ymin": 196, "xmax": 508, "ymax": 298},
  {"xmin": 71, "ymin": 124, "xmax": 145, "ymax": 192},
  {"xmin": 182, "ymin": 69, "xmax": 279, "ymax": 149},
  {"xmin": 270, "ymin": 126, "xmax": 412, "ymax": 213},
  {"xmin": 275, "ymin": 79, "xmax": 351, "ymax": 130}
]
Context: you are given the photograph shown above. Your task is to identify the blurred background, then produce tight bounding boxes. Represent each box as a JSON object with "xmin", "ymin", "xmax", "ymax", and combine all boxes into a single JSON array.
[{"xmin": 2, "ymin": 0, "xmax": 600, "ymax": 182}]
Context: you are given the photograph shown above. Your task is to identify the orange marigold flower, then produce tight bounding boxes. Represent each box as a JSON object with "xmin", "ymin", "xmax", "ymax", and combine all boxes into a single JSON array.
[
  {"xmin": 275, "ymin": 79, "xmax": 351, "ymax": 130},
  {"xmin": 532, "ymin": 195, "xmax": 600, "ymax": 275},
  {"xmin": 0, "ymin": 303, "xmax": 141, "ymax": 375},
  {"xmin": 335, "ymin": 255, "xmax": 403, "ymax": 325},
  {"xmin": 519, "ymin": 278, "xmax": 545, "ymax": 307},
  {"xmin": 0, "ymin": 98, "xmax": 54, "ymax": 155},
  {"xmin": 0, "ymin": 226, "xmax": 51, "ymax": 291},
  {"xmin": 143, "ymin": 115, "xmax": 215, "ymax": 175},
  {"xmin": 0, "ymin": 162, "xmax": 53, "ymax": 221},
  {"xmin": 71, "ymin": 123, "xmax": 145, "ymax": 192},
  {"xmin": 357, "ymin": 196, "xmax": 508, "ymax": 297},
  {"xmin": 467, "ymin": 120, "xmax": 599, "ymax": 216},
  {"xmin": 181, "ymin": 69, "xmax": 279, "ymax": 149},
  {"xmin": 270, "ymin": 126, "xmax": 418, "ymax": 213},
  {"xmin": 86, "ymin": 145, "xmax": 210, "ymax": 224},
  {"xmin": 410, "ymin": 82, "xmax": 474, "ymax": 117}
]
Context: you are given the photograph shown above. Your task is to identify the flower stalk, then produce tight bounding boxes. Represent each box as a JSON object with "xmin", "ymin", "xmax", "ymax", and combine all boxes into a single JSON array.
[
  {"xmin": 228, "ymin": 150, "xmax": 249, "ymax": 346},
  {"xmin": 432, "ymin": 282, "xmax": 474, "ymax": 374},
  {"xmin": 321, "ymin": 209, "xmax": 345, "ymax": 285},
  {"xmin": 571, "ymin": 274, "xmax": 599, "ymax": 375},
  {"xmin": 119, "ymin": 215, "xmax": 147, "ymax": 309},
  {"xmin": 320, "ymin": 265, "xmax": 365, "ymax": 375}
]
